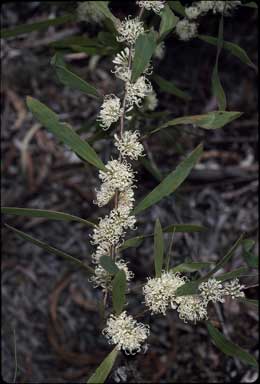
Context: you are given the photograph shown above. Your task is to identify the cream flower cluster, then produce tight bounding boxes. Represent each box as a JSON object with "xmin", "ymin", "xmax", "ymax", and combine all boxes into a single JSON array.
[
  {"xmin": 116, "ymin": 16, "xmax": 145, "ymax": 46},
  {"xmin": 91, "ymin": 7, "xmax": 152, "ymax": 291},
  {"xmin": 97, "ymin": 95, "xmax": 122, "ymax": 130},
  {"xmin": 137, "ymin": 1, "xmax": 165, "ymax": 14},
  {"xmin": 114, "ymin": 131, "xmax": 144, "ymax": 160},
  {"xmin": 143, "ymin": 274, "xmax": 245, "ymax": 323},
  {"xmin": 143, "ymin": 272, "xmax": 187, "ymax": 315},
  {"xmin": 185, "ymin": 1, "xmax": 242, "ymax": 20},
  {"xmin": 175, "ymin": 19, "xmax": 198, "ymax": 41},
  {"xmin": 90, "ymin": 2, "xmax": 166, "ymax": 353},
  {"xmin": 176, "ymin": 1, "xmax": 241, "ymax": 41},
  {"xmin": 102, "ymin": 311, "xmax": 150, "ymax": 354},
  {"xmin": 143, "ymin": 90, "xmax": 159, "ymax": 111},
  {"xmin": 90, "ymin": 260, "xmax": 134, "ymax": 290}
]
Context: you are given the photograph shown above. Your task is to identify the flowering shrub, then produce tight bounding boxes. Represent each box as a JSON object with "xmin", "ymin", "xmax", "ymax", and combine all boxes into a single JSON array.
[{"xmin": 1, "ymin": 1, "xmax": 258, "ymax": 382}]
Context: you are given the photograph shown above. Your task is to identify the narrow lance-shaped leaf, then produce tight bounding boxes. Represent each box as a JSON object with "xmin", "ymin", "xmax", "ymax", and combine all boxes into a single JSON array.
[
  {"xmin": 144, "ymin": 111, "xmax": 242, "ymax": 138},
  {"xmin": 212, "ymin": 14, "xmax": 226, "ymax": 110},
  {"xmin": 51, "ymin": 53, "xmax": 100, "ymax": 98},
  {"xmin": 159, "ymin": 4, "xmax": 179, "ymax": 40},
  {"xmin": 120, "ymin": 224, "xmax": 206, "ymax": 251},
  {"xmin": 165, "ymin": 227, "xmax": 176, "ymax": 271},
  {"xmin": 1, "ymin": 207, "xmax": 96, "ymax": 227},
  {"xmin": 92, "ymin": 1, "xmax": 119, "ymax": 25},
  {"xmin": 26, "ymin": 97, "xmax": 106, "ymax": 171},
  {"xmin": 242, "ymin": 239, "xmax": 258, "ymax": 269},
  {"xmin": 198, "ymin": 35, "xmax": 257, "ymax": 70},
  {"xmin": 215, "ymin": 267, "xmax": 249, "ymax": 282},
  {"xmin": 175, "ymin": 235, "xmax": 245, "ymax": 296},
  {"xmin": 100, "ymin": 256, "xmax": 119, "ymax": 275},
  {"xmin": 175, "ymin": 280, "xmax": 200, "ymax": 296},
  {"xmin": 153, "ymin": 74, "xmax": 191, "ymax": 101},
  {"xmin": 203, "ymin": 234, "xmax": 245, "ymax": 280},
  {"xmin": 242, "ymin": 2, "xmax": 258, "ymax": 8},
  {"xmin": 112, "ymin": 270, "xmax": 126, "ymax": 315},
  {"xmin": 4, "ymin": 224, "xmax": 94, "ymax": 275},
  {"xmin": 168, "ymin": 1, "xmax": 186, "ymax": 16},
  {"xmin": 238, "ymin": 298, "xmax": 258, "ymax": 308},
  {"xmin": 206, "ymin": 322, "xmax": 258, "ymax": 368},
  {"xmin": 131, "ymin": 31, "xmax": 157, "ymax": 83},
  {"xmin": 154, "ymin": 219, "xmax": 164, "ymax": 277},
  {"xmin": 133, "ymin": 144, "xmax": 203, "ymax": 215},
  {"xmin": 87, "ymin": 347, "xmax": 119, "ymax": 384},
  {"xmin": 1, "ymin": 14, "xmax": 75, "ymax": 39},
  {"xmin": 172, "ymin": 262, "xmax": 213, "ymax": 273}
]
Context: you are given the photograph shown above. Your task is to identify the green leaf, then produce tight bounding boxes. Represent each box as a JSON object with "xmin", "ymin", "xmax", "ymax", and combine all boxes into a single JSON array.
[
  {"xmin": 120, "ymin": 224, "xmax": 206, "ymax": 251},
  {"xmin": 206, "ymin": 322, "xmax": 258, "ymax": 368},
  {"xmin": 100, "ymin": 256, "xmax": 119, "ymax": 274},
  {"xmin": 168, "ymin": 1, "xmax": 186, "ymax": 16},
  {"xmin": 4, "ymin": 224, "xmax": 94, "ymax": 275},
  {"xmin": 163, "ymin": 224, "xmax": 206, "ymax": 233},
  {"xmin": 97, "ymin": 31, "xmax": 121, "ymax": 49},
  {"xmin": 1, "ymin": 207, "xmax": 95, "ymax": 227},
  {"xmin": 51, "ymin": 53, "xmax": 99, "ymax": 98},
  {"xmin": 153, "ymin": 74, "xmax": 190, "ymax": 101},
  {"xmin": 119, "ymin": 236, "xmax": 144, "ymax": 251},
  {"xmin": 133, "ymin": 144, "xmax": 203, "ymax": 215},
  {"xmin": 212, "ymin": 15, "xmax": 226, "ymax": 111},
  {"xmin": 87, "ymin": 347, "xmax": 119, "ymax": 384},
  {"xmin": 154, "ymin": 219, "xmax": 164, "ymax": 277},
  {"xmin": 145, "ymin": 111, "xmax": 242, "ymax": 138},
  {"xmin": 131, "ymin": 31, "xmax": 157, "ymax": 83},
  {"xmin": 50, "ymin": 36, "xmax": 100, "ymax": 49},
  {"xmin": 92, "ymin": 1, "xmax": 119, "ymax": 25},
  {"xmin": 242, "ymin": 239, "xmax": 258, "ymax": 269},
  {"xmin": 112, "ymin": 270, "xmax": 126, "ymax": 315},
  {"xmin": 215, "ymin": 267, "xmax": 249, "ymax": 282},
  {"xmin": 175, "ymin": 280, "xmax": 199, "ymax": 296},
  {"xmin": 237, "ymin": 298, "xmax": 258, "ymax": 308},
  {"xmin": 175, "ymin": 235, "xmax": 245, "ymax": 296},
  {"xmin": 212, "ymin": 64, "xmax": 226, "ymax": 111},
  {"xmin": 26, "ymin": 97, "xmax": 105, "ymax": 171},
  {"xmin": 159, "ymin": 4, "xmax": 179, "ymax": 40},
  {"xmin": 172, "ymin": 262, "xmax": 213, "ymax": 273},
  {"xmin": 242, "ymin": 2, "xmax": 258, "ymax": 8},
  {"xmin": 1, "ymin": 14, "xmax": 75, "ymax": 39},
  {"xmin": 203, "ymin": 234, "xmax": 245, "ymax": 280},
  {"xmin": 198, "ymin": 35, "xmax": 257, "ymax": 70}
]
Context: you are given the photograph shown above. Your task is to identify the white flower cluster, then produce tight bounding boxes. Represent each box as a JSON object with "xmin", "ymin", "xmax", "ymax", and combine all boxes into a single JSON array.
[
  {"xmin": 143, "ymin": 90, "xmax": 159, "ymax": 111},
  {"xmin": 175, "ymin": 18, "xmax": 198, "ymax": 41},
  {"xmin": 102, "ymin": 311, "xmax": 150, "ymax": 354},
  {"xmin": 91, "ymin": 3, "xmax": 158, "ymax": 354},
  {"xmin": 116, "ymin": 16, "xmax": 145, "ymax": 46},
  {"xmin": 143, "ymin": 272, "xmax": 187, "ymax": 315},
  {"xmin": 112, "ymin": 47, "xmax": 153, "ymax": 83},
  {"xmin": 97, "ymin": 95, "xmax": 122, "ymax": 130},
  {"xmin": 176, "ymin": 1, "xmax": 241, "ymax": 41},
  {"xmin": 185, "ymin": 1, "xmax": 241, "ymax": 19},
  {"xmin": 90, "ymin": 260, "xmax": 134, "ymax": 290},
  {"xmin": 137, "ymin": 1, "xmax": 165, "ymax": 14},
  {"xmin": 114, "ymin": 131, "xmax": 144, "ymax": 160},
  {"xmin": 143, "ymin": 274, "xmax": 245, "ymax": 323},
  {"xmin": 92, "ymin": 9, "xmax": 150, "ymax": 291},
  {"xmin": 126, "ymin": 75, "xmax": 153, "ymax": 109}
]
